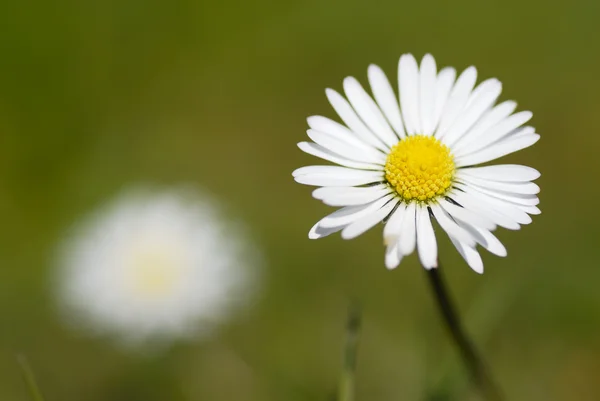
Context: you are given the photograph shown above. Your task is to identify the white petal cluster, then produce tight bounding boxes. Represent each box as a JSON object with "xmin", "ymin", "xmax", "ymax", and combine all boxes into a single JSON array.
[
  {"xmin": 294, "ymin": 54, "xmax": 540, "ymax": 273},
  {"xmin": 56, "ymin": 187, "xmax": 259, "ymax": 344}
]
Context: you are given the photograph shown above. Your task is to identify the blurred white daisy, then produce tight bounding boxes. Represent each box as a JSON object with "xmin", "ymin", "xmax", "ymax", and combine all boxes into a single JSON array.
[
  {"xmin": 293, "ymin": 53, "xmax": 540, "ymax": 273},
  {"xmin": 56, "ymin": 187, "xmax": 259, "ymax": 345}
]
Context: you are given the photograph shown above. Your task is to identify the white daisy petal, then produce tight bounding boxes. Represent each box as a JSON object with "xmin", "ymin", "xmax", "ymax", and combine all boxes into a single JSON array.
[
  {"xmin": 398, "ymin": 54, "xmax": 421, "ymax": 134},
  {"xmin": 325, "ymin": 88, "xmax": 387, "ymax": 151},
  {"xmin": 458, "ymin": 164, "xmax": 541, "ymax": 182},
  {"xmin": 318, "ymin": 194, "xmax": 394, "ymax": 228},
  {"xmin": 464, "ymin": 78, "xmax": 500, "ymax": 109},
  {"xmin": 509, "ymin": 127, "xmax": 536, "ymax": 141},
  {"xmin": 474, "ymin": 226, "xmax": 506, "ymax": 257},
  {"xmin": 308, "ymin": 220, "xmax": 346, "ymax": 239},
  {"xmin": 517, "ymin": 205, "xmax": 541, "ymax": 215},
  {"xmin": 455, "ymin": 133, "xmax": 540, "ymax": 167},
  {"xmin": 306, "ymin": 116, "xmax": 383, "ymax": 156},
  {"xmin": 452, "ymin": 101, "xmax": 517, "ymax": 152},
  {"xmin": 305, "ymin": 126, "xmax": 386, "ymax": 164},
  {"xmin": 368, "ymin": 64, "xmax": 406, "ymax": 139},
  {"xmin": 293, "ymin": 166, "xmax": 384, "ymax": 187},
  {"xmin": 432, "ymin": 67, "xmax": 456, "ymax": 132},
  {"xmin": 430, "ymin": 204, "xmax": 476, "ymax": 246},
  {"xmin": 458, "ymin": 223, "xmax": 507, "ymax": 257},
  {"xmin": 343, "ymin": 77, "xmax": 399, "ymax": 148},
  {"xmin": 438, "ymin": 198, "xmax": 497, "ymax": 231},
  {"xmin": 457, "ymin": 111, "xmax": 533, "ymax": 155},
  {"xmin": 297, "ymin": 142, "xmax": 383, "ymax": 170},
  {"xmin": 383, "ymin": 202, "xmax": 407, "ymax": 244},
  {"xmin": 419, "ymin": 54, "xmax": 437, "ymax": 135},
  {"xmin": 442, "ymin": 78, "xmax": 502, "ymax": 147},
  {"xmin": 457, "ymin": 173, "xmax": 540, "ymax": 195},
  {"xmin": 448, "ymin": 190, "xmax": 521, "ymax": 230},
  {"xmin": 385, "ymin": 240, "xmax": 403, "ymax": 270},
  {"xmin": 305, "ymin": 130, "xmax": 383, "ymax": 165},
  {"xmin": 451, "ymin": 238, "xmax": 484, "ymax": 274},
  {"xmin": 436, "ymin": 66, "xmax": 477, "ymax": 139},
  {"xmin": 341, "ymin": 199, "xmax": 397, "ymax": 240},
  {"xmin": 292, "ymin": 165, "xmax": 368, "ymax": 177},
  {"xmin": 399, "ymin": 202, "xmax": 417, "ymax": 255},
  {"xmin": 312, "ymin": 185, "xmax": 384, "ymax": 200},
  {"xmin": 307, "ymin": 116, "xmax": 374, "ymax": 150},
  {"xmin": 294, "ymin": 174, "xmax": 381, "ymax": 187},
  {"xmin": 456, "ymin": 184, "xmax": 532, "ymax": 225},
  {"xmin": 312, "ymin": 185, "xmax": 392, "ymax": 207},
  {"xmin": 293, "ymin": 173, "xmax": 382, "ymax": 187},
  {"xmin": 416, "ymin": 206, "xmax": 438, "ymax": 269},
  {"xmin": 457, "ymin": 181, "xmax": 539, "ymax": 206}
]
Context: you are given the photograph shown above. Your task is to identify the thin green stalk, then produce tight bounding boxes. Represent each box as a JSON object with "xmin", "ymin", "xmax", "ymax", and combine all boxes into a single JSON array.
[
  {"xmin": 338, "ymin": 303, "xmax": 361, "ymax": 401},
  {"xmin": 16, "ymin": 354, "xmax": 46, "ymax": 401},
  {"xmin": 426, "ymin": 265, "xmax": 503, "ymax": 401},
  {"xmin": 431, "ymin": 266, "xmax": 525, "ymax": 397}
]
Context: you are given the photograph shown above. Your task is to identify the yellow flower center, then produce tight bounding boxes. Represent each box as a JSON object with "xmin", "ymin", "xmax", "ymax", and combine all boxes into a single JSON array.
[
  {"xmin": 384, "ymin": 135, "xmax": 456, "ymax": 202},
  {"xmin": 127, "ymin": 246, "xmax": 183, "ymax": 299}
]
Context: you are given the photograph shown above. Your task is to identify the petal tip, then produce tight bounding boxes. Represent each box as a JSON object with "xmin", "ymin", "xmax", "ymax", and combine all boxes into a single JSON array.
[
  {"xmin": 340, "ymin": 230, "xmax": 354, "ymax": 240},
  {"xmin": 308, "ymin": 225, "xmax": 321, "ymax": 239},
  {"xmin": 367, "ymin": 63, "xmax": 381, "ymax": 73},
  {"xmin": 422, "ymin": 53, "xmax": 435, "ymax": 63},
  {"xmin": 325, "ymin": 88, "xmax": 337, "ymax": 98},
  {"xmin": 342, "ymin": 76, "xmax": 358, "ymax": 89},
  {"xmin": 385, "ymin": 262, "xmax": 399, "ymax": 270},
  {"xmin": 470, "ymin": 262, "xmax": 484, "ymax": 274}
]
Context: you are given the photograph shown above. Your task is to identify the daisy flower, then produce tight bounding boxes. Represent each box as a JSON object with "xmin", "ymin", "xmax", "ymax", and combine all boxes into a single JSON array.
[
  {"xmin": 293, "ymin": 54, "xmax": 540, "ymax": 273},
  {"xmin": 56, "ymin": 187, "xmax": 260, "ymax": 345}
]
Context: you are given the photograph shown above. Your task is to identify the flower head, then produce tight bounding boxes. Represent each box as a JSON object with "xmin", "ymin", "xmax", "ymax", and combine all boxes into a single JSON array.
[
  {"xmin": 56, "ymin": 187, "xmax": 260, "ymax": 345},
  {"xmin": 293, "ymin": 54, "xmax": 540, "ymax": 273}
]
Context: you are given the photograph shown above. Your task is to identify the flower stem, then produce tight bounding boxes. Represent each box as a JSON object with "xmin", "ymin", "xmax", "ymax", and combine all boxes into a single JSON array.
[
  {"xmin": 338, "ymin": 303, "xmax": 361, "ymax": 401},
  {"xmin": 426, "ymin": 266, "xmax": 503, "ymax": 401}
]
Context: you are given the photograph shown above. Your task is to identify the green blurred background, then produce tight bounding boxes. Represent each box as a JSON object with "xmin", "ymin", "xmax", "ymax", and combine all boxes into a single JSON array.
[{"xmin": 1, "ymin": 0, "xmax": 599, "ymax": 399}]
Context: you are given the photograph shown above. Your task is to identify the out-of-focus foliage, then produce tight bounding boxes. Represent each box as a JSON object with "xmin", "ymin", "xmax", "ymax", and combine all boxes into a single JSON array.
[{"xmin": 1, "ymin": 0, "xmax": 599, "ymax": 399}]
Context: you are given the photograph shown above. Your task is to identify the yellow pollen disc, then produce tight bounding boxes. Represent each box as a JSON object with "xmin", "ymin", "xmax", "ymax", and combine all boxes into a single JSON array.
[
  {"xmin": 127, "ymin": 246, "xmax": 182, "ymax": 299},
  {"xmin": 384, "ymin": 135, "xmax": 456, "ymax": 202}
]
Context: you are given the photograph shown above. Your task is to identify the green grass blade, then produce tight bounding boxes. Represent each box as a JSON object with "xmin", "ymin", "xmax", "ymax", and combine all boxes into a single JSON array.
[{"xmin": 16, "ymin": 354, "xmax": 46, "ymax": 401}]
